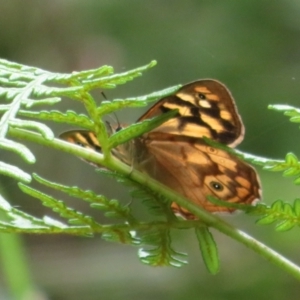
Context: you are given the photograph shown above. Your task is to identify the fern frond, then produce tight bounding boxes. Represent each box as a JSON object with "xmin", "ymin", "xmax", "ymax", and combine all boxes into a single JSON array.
[
  {"xmin": 138, "ymin": 229, "xmax": 187, "ymax": 267},
  {"xmin": 102, "ymin": 230, "xmax": 141, "ymax": 245},
  {"xmin": 207, "ymin": 195, "xmax": 300, "ymax": 232},
  {"xmin": 262, "ymin": 153, "xmax": 300, "ymax": 184},
  {"xmin": 97, "ymin": 84, "xmax": 180, "ymax": 117},
  {"xmin": 32, "ymin": 173, "xmax": 137, "ymax": 224},
  {"xmin": 195, "ymin": 226, "xmax": 219, "ymax": 274},
  {"xmin": 18, "ymin": 110, "xmax": 94, "ymax": 130},
  {"xmin": 254, "ymin": 199, "xmax": 300, "ymax": 231},
  {"xmin": 97, "ymin": 169, "xmax": 176, "ymax": 220},
  {"xmin": 18, "ymin": 182, "xmax": 101, "ymax": 231},
  {"xmin": 0, "ymin": 192, "xmax": 69, "ymax": 233},
  {"xmin": 268, "ymin": 104, "xmax": 300, "ymax": 125},
  {"xmin": 108, "ymin": 109, "xmax": 178, "ymax": 149},
  {"xmin": 77, "ymin": 60, "xmax": 157, "ymax": 90}
]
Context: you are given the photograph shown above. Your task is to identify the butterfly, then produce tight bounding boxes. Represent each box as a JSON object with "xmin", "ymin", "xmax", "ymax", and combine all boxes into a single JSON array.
[{"xmin": 60, "ymin": 80, "xmax": 261, "ymax": 219}]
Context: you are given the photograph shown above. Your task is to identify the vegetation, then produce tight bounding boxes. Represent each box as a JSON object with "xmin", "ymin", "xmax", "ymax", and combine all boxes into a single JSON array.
[{"xmin": 1, "ymin": 59, "xmax": 300, "ymax": 284}]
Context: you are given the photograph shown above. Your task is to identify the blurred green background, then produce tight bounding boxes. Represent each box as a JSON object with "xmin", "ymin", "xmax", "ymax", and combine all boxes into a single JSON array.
[{"xmin": 1, "ymin": 1, "xmax": 300, "ymax": 299}]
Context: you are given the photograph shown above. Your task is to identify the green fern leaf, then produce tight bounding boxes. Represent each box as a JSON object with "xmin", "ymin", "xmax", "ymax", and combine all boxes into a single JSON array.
[
  {"xmin": 195, "ymin": 226, "xmax": 219, "ymax": 274},
  {"xmin": 139, "ymin": 229, "xmax": 187, "ymax": 267}
]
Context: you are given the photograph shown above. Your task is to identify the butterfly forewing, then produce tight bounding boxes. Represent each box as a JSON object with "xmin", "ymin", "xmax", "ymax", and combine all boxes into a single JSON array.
[{"xmin": 138, "ymin": 80, "xmax": 244, "ymax": 147}]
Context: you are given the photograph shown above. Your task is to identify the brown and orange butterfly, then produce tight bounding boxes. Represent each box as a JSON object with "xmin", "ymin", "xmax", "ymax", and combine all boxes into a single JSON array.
[{"xmin": 60, "ymin": 80, "xmax": 261, "ymax": 219}]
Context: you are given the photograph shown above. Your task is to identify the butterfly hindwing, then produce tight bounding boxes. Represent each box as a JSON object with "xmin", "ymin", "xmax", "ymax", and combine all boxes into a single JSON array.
[{"xmin": 137, "ymin": 132, "xmax": 260, "ymax": 216}]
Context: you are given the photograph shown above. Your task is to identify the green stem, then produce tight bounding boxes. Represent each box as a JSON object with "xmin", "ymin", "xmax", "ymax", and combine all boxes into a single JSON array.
[
  {"xmin": 9, "ymin": 127, "xmax": 300, "ymax": 280},
  {"xmin": 0, "ymin": 234, "xmax": 37, "ymax": 299}
]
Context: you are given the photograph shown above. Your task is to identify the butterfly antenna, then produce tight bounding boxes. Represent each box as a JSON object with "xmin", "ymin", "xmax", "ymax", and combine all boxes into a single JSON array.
[
  {"xmin": 101, "ymin": 91, "xmax": 122, "ymax": 132},
  {"xmin": 107, "ymin": 112, "xmax": 122, "ymax": 132}
]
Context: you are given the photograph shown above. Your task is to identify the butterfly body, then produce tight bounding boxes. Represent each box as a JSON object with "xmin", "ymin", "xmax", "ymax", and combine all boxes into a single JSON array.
[{"xmin": 60, "ymin": 79, "xmax": 261, "ymax": 219}]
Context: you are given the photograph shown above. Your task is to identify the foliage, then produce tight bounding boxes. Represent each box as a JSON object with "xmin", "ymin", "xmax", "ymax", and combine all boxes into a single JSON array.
[{"xmin": 1, "ymin": 59, "xmax": 300, "ymax": 278}]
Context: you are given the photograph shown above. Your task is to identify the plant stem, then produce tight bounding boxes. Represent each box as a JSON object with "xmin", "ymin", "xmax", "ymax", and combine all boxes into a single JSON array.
[{"xmin": 0, "ymin": 234, "xmax": 38, "ymax": 299}]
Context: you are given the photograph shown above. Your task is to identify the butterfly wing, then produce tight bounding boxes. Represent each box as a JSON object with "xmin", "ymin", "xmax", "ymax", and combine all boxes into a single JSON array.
[
  {"xmin": 59, "ymin": 130, "xmax": 134, "ymax": 166},
  {"xmin": 60, "ymin": 79, "xmax": 261, "ymax": 218},
  {"xmin": 137, "ymin": 132, "xmax": 261, "ymax": 218},
  {"xmin": 138, "ymin": 80, "xmax": 244, "ymax": 147}
]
